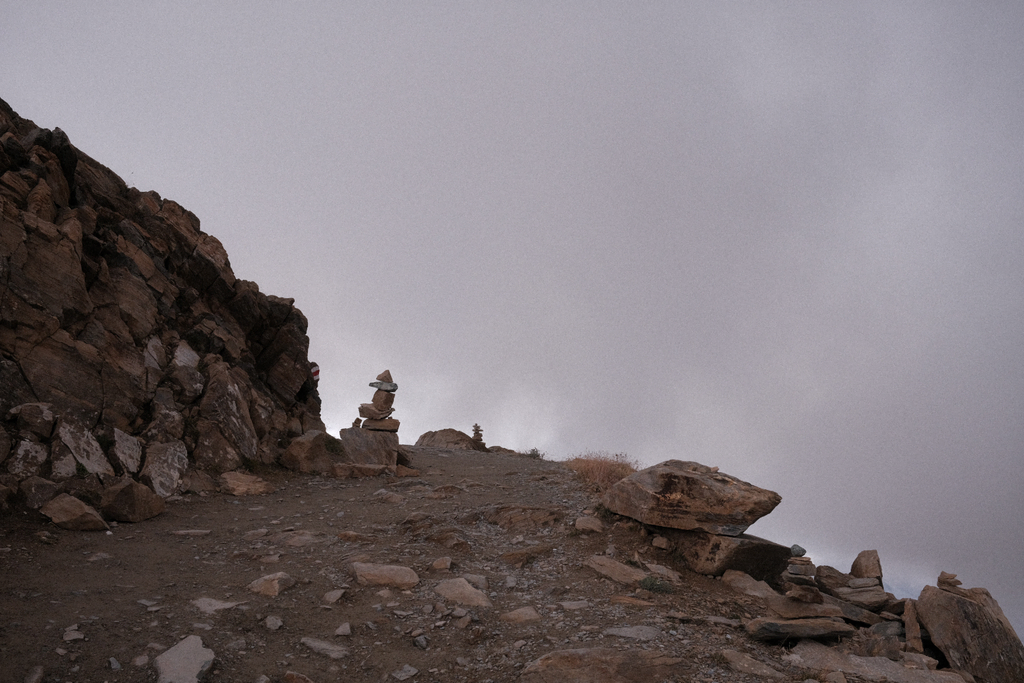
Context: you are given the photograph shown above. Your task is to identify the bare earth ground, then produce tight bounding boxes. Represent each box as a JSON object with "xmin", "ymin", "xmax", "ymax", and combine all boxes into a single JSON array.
[{"xmin": 0, "ymin": 447, "xmax": 802, "ymax": 683}]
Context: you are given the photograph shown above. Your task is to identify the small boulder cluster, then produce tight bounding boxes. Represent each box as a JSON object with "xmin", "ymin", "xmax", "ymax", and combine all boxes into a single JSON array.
[{"xmin": 601, "ymin": 459, "xmax": 1024, "ymax": 682}]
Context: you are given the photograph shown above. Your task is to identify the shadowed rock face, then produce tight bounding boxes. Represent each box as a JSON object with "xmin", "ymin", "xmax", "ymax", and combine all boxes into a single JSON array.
[
  {"xmin": 0, "ymin": 97, "xmax": 322, "ymax": 503},
  {"xmin": 917, "ymin": 581, "xmax": 1024, "ymax": 682},
  {"xmin": 601, "ymin": 460, "xmax": 782, "ymax": 536}
]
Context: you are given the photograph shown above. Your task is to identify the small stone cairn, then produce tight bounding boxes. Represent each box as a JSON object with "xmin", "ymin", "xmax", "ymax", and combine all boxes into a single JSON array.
[
  {"xmin": 471, "ymin": 423, "xmax": 486, "ymax": 449},
  {"xmin": 358, "ymin": 370, "xmax": 400, "ymax": 433}
]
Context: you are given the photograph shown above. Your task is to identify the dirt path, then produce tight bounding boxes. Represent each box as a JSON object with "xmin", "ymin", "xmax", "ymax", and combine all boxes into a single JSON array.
[{"xmin": 0, "ymin": 448, "xmax": 786, "ymax": 683}]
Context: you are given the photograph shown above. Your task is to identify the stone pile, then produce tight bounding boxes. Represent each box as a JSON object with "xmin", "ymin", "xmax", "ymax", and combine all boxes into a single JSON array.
[
  {"xmin": 358, "ymin": 370, "xmax": 399, "ymax": 432},
  {"xmin": 471, "ymin": 423, "xmax": 485, "ymax": 448},
  {"xmin": 729, "ymin": 547, "xmax": 1024, "ymax": 682},
  {"xmin": 601, "ymin": 458, "xmax": 1023, "ymax": 680},
  {"xmin": 0, "ymin": 98, "xmax": 321, "ymax": 521}
]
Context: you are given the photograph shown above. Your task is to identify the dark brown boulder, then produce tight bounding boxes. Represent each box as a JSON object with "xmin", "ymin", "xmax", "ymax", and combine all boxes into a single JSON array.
[
  {"xmin": 667, "ymin": 529, "xmax": 790, "ymax": 581},
  {"xmin": 100, "ymin": 478, "xmax": 165, "ymax": 522}
]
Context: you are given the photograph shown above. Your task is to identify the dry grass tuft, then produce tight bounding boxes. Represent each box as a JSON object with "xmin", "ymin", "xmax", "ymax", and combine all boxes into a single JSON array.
[{"xmin": 564, "ymin": 451, "xmax": 640, "ymax": 492}]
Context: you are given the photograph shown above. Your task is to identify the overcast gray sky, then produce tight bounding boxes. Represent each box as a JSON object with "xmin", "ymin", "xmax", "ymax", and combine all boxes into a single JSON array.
[{"xmin": 4, "ymin": 2, "xmax": 1023, "ymax": 631}]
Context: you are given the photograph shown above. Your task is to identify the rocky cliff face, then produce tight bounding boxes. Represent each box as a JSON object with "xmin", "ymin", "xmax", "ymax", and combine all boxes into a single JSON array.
[{"xmin": 0, "ymin": 98, "xmax": 323, "ymax": 505}]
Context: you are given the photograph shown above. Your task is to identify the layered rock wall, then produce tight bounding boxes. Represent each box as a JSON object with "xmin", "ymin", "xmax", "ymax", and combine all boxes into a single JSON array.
[{"xmin": 0, "ymin": 98, "xmax": 322, "ymax": 505}]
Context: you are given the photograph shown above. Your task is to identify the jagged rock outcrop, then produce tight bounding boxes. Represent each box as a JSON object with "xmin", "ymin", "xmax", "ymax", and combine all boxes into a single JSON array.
[{"xmin": 0, "ymin": 98, "xmax": 322, "ymax": 513}]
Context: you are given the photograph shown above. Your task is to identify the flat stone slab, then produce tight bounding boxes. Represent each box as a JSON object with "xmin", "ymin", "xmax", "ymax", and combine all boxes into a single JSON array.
[
  {"xmin": 40, "ymin": 493, "xmax": 109, "ymax": 531},
  {"xmin": 433, "ymin": 578, "xmax": 492, "ymax": 607},
  {"xmin": 300, "ymin": 637, "xmax": 349, "ymax": 660},
  {"xmin": 745, "ymin": 616, "xmax": 857, "ymax": 642},
  {"xmin": 603, "ymin": 625, "xmax": 661, "ymax": 641},
  {"xmin": 584, "ymin": 555, "xmax": 647, "ymax": 584}
]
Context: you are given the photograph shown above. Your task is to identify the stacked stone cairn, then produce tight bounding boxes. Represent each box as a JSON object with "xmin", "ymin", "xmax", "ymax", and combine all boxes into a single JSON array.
[
  {"xmin": 358, "ymin": 370, "xmax": 399, "ymax": 433},
  {"xmin": 782, "ymin": 555, "xmax": 817, "ymax": 586},
  {"xmin": 471, "ymin": 423, "xmax": 485, "ymax": 449}
]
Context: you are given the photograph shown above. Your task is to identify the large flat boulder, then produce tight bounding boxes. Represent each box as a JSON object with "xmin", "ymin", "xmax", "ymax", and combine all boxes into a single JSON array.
[
  {"xmin": 415, "ymin": 428, "xmax": 488, "ymax": 452},
  {"xmin": 335, "ymin": 427, "xmax": 399, "ymax": 466},
  {"xmin": 601, "ymin": 460, "xmax": 781, "ymax": 536},
  {"xmin": 916, "ymin": 578, "xmax": 1024, "ymax": 682}
]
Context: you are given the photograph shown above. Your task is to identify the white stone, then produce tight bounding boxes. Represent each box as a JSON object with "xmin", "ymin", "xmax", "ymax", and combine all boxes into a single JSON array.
[
  {"xmin": 391, "ymin": 664, "xmax": 418, "ymax": 681},
  {"xmin": 300, "ymin": 637, "xmax": 349, "ymax": 660},
  {"xmin": 153, "ymin": 635, "xmax": 215, "ymax": 683},
  {"xmin": 191, "ymin": 598, "xmax": 244, "ymax": 615}
]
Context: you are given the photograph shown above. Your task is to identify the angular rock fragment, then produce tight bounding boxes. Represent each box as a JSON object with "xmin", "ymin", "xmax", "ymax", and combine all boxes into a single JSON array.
[
  {"xmin": 433, "ymin": 578, "xmax": 492, "ymax": 607},
  {"xmin": 300, "ymin": 637, "xmax": 349, "ymax": 660},
  {"xmin": 246, "ymin": 572, "xmax": 296, "ymax": 596},
  {"xmin": 722, "ymin": 569, "xmax": 778, "ymax": 600},
  {"xmin": 140, "ymin": 441, "xmax": 188, "ymax": 497},
  {"xmin": 916, "ymin": 576, "xmax": 1024, "ymax": 683},
  {"xmin": 218, "ymin": 471, "xmax": 274, "ymax": 495},
  {"xmin": 100, "ymin": 479, "xmax": 165, "ymax": 522},
  {"xmin": 40, "ymin": 493, "xmax": 109, "ymax": 530},
  {"xmin": 584, "ymin": 555, "xmax": 648, "ymax": 584},
  {"xmin": 19, "ymin": 476, "xmax": 60, "ymax": 509},
  {"xmin": 851, "ymin": 548, "xmax": 883, "ymax": 579},
  {"xmin": 153, "ymin": 635, "xmax": 214, "ymax": 683}
]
